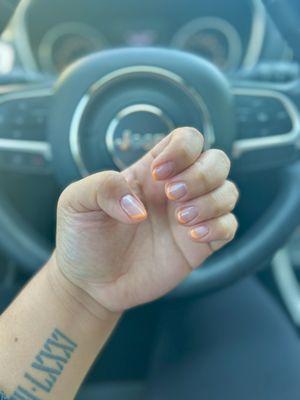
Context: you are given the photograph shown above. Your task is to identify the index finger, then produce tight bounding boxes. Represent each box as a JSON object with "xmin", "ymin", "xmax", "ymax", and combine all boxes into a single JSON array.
[{"xmin": 151, "ymin": 127, "xmax": 204, "ymax": 181}]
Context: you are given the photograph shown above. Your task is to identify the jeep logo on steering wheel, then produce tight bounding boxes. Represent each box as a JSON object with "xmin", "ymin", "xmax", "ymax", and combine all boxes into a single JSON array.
[
  {"xmin": 106, "ymin": 104, "xmax": 175, "ymax": 170},
  {"xmin": 114, "ymin": 129, "xmax": 167, "ymax": 152}
]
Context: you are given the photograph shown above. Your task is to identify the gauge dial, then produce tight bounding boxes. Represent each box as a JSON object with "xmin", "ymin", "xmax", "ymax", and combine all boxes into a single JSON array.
[
  {"xmin": 38, "ymin": 22, "xmax": 108, "ymax": 74},
  {"xmin": 172, "ymin": 17, "xmax": 242, "ymax": 71}
]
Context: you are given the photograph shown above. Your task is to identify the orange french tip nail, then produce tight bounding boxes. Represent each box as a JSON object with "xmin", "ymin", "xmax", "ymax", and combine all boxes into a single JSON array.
[
  {"xmin": 166, "ymin": 190, "xmax": 178, "ymax": 201},
  {"xmin": 120, "ymin": 194, "xmax": 147, "ymax": 221},
  {"xmin": 131, "ymin": 211, "xmax": 148, "ymax": 221},
  {"xmin": 190, "ymin": 226, "xmax": 209, "ymax": 240},
  {"xmin": 190, "ymin": 230, "xmax": 198, "ymax": 240},
  {"xmin": 151, "ymin": 161, "xmax": 175, "ymax": 181},
  {"xmin": 177, "ymin": 214, "xmax": 186, "ymax": 224},
  {"xmin": 152, "ymin": 169, "xmax": 159, "ymax": 181}
]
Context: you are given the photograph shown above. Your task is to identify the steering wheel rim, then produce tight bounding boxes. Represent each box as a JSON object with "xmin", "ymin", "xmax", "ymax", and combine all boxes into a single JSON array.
[{"xmin": 0, "ymin": 0, "xmax": 299, "ymax": 299}]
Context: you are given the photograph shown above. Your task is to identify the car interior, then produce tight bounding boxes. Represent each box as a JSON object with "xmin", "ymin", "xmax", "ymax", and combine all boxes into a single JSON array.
[{"xmin": 0, "ymin": 0, "xmax": 300, "ymax": 399}]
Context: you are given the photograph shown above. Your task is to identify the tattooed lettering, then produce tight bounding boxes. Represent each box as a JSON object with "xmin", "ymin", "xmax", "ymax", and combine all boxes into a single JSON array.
[{"xmin": 10, "ymin": 329, "xmax": 77, "ymax": 399}]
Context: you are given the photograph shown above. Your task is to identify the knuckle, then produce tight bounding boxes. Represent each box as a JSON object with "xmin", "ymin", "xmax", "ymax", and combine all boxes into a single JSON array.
[
  {"xmin": 220, "ymin": 214, "xmax": 237, "ymax": 241},
  {"xmin": 220, "ymin": 219, "xmax": 231, "ymax": 239},
  {"xmin": 219, "ymin": 149, "xmax": 231, "ymax": 167},
  {"xmin": 100, "ymin": 170, "xmax": 119, "ymax": 184},
  {"xmin": 179, "ymin": 141, "xmax": 195, "ymax": 163},
  {"xmin": 186, "ymin": 127, "xmax": 204, "ymax": 142},
  {"xmin": 197, "ymin": 166, "xmax": 210, "ymax": 192},
  {"xmin": 173, "ymin": 127, "xmax": 204, "ymax": 159},
  {"xmin": 202, "ymin": 149, "xmax": 230, "ymax": 184},
  {"xmin": 97, "ymin": 171, "xmax": 121, "ymax": 199},
  {"xmin": 57, "ymin": 182, "xmax": 77, "ymax": 209},
  {"xmin": 171, "ymin": 127, "xmax": 188, "ymax": 141},
  {"xmin": 227, "ymin": 214, "xmax": 239, "ymax": 240},
  {"xmin": 57, "ymin": 192, "xmax": 67, "ymax": 210},
  {"xmin": 195, "ymin": 161, "xmax": 214, "ymax": 193},
  {"xmin": 225, "ymin": 181, "xmax": 239, "ymax": 210},
  {"xmin": 209, "ymin": 191, "xmax": 223, "ymax": 215},
  {"xmin": 173, "ymin": 126, "xmax": 203, "ymax": 140},
  {"xmin": 230, "ymin": 181, "xmax": 239, "ymax": 199},
  {"xmin": 232, "ymin": 214, "xmax": 239, "ymax": 232},
  {"xmin": 212, "ymin": 149, "xmax": 231, "ymax": 171},
  {"xmin": 210, "ymin": 240, "xmax": 226, "ymax": 252}
]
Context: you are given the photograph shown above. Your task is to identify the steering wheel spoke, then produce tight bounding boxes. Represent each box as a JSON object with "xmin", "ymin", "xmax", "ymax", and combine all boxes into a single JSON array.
[
  {"xmin": 0, "ymin": 86, "xmax": 53, "ymax": 174},
  {"xmin": 231, "ymin": 80, "xmax": 300, "ymax": 173}
]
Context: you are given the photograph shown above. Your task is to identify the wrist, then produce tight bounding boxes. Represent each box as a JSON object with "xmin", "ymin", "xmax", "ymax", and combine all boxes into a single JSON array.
[{"xmin": 46, "ymin": 254, "xmax": 122, "ymax": 324}]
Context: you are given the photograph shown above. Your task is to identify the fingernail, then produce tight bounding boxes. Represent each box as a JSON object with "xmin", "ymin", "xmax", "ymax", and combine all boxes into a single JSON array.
[
  {"xmin": 166, "ymin": 182, "xmax": 187, "ymax": 200},
  {"xmin": 190, "ymin": 225, "xmax": 209, "ymax": 240},
  {"xmin": 120, "ymin": 195, "xmax": 147, "ymax": 221},
  {"xmin": 152, "ymin": 161, "xmax": 175, "ymax": 180},
  {"xmin": 178, "ymin": 207, "xmax": 198, "ymax": 224}
]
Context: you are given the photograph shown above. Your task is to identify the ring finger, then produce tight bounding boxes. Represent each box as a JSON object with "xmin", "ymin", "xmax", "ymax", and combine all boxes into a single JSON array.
[
  {"xmin": 175, "ymin": 180, "xmax": 239, "ymax": 226},
  {"xmin": 189, "ymin": 213, "xmax": 238, "ymax": 244}
]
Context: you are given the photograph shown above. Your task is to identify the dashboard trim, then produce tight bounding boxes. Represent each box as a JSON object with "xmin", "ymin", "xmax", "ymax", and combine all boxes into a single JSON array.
[
  {"xmin": 0, "ymin": 138, "xmax": 51, "ymax": 158},
  {"xmin": 243, "ymin": 0, "xmax": 266, "ymax": 68},
  {"xmin": 4, "ymin": 0, "xmax": 267, "ymax": 74},
  {"xmin": 2, "ymin": 0, "xmax": 38, "ymax": 72}
]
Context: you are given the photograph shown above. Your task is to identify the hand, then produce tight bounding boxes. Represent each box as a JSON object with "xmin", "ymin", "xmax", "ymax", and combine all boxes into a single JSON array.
[{"xmin": 54, "ymin": 128, "xmax": 239, "ymax": 313}]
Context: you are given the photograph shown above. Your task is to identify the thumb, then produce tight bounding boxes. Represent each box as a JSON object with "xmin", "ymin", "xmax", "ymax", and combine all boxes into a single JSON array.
[{"xmin": 58, "ymin": 171, "xmax": 147, "ymax": 224}]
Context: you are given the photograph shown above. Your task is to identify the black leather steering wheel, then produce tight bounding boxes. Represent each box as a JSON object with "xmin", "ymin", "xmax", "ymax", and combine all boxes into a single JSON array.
[{"xmin": 0, "ymin": 0, "xmax": 300, "ymax": 298}]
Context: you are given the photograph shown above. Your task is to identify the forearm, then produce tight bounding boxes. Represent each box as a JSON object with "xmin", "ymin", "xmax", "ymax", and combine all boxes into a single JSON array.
[{"xmin": 0, "ymin": 256, "xmax": 121, "ymax": 399}]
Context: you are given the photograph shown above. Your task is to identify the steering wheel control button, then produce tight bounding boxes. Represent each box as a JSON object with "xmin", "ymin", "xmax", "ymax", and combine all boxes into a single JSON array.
[
  {"xmin": 106, "ymin": 104, "xmax": 174, "ymax": 170},
  {"xmin": 0, "ymin": 95, "xmax": 50, "ymax": 141},
  {"xmin": 0, "ymin": 89, "xmax": 52, "ymax": 174},
  {"xmin": 236, "ymin": 93, "xmax": 293, "ymax": 139},
  {"xmin": 0, "ymin": 150, "xmax": 51, "ymax": 174}
]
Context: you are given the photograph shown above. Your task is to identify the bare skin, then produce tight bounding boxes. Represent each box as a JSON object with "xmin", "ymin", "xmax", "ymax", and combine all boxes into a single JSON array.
[{"xmin": 56, "ymin": 127, "xmax": 239, "ymax": 312}]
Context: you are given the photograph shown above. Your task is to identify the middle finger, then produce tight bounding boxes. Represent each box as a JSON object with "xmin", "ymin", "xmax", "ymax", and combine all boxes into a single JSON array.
[{"xmin": 165, "ymin": 149, "xmax": 231, "ymax": 202}]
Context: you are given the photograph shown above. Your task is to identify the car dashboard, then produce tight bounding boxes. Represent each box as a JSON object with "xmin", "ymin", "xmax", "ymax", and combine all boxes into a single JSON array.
[
  {"xmin": 3, "ymin": 0, "xmax": 287, "ymax": 77},
  {"xmin": 0, "ymin": 0, "xmax": 300, "ymax": 391}
]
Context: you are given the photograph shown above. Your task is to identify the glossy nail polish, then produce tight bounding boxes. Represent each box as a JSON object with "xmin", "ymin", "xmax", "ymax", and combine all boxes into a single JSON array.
[
  {"xmin": 166, "ymin": 182, "xmax": 187, "ymax": 200},
  {"xmin": 178, "ymin": 207, "xmax": 198, "ymax": 223},
  {"xmin": 152, "ymin": 161, "xmax": 175, "ymax": 180},
  {"xmin": 190, "ymin": 225, "xmax": 209, "ymax": 240},
  {"xmin": 120, "ymin": 195, "xmax": 147, "ymax": 221}
]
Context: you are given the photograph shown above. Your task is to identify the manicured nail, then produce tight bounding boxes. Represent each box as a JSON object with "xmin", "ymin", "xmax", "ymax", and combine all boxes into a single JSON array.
[
  {"xmin": 190, "ymin": 225, "xmax": 209, "ymax": 240},
  {"xmin": 178, "ymin": 206, "xmax": 198, "ymax": 224},
  {"xmin": 152, "ymin": 161, "xmax": 175, "ymax": 180},
  {"xmin": 166, "ymin": 182, "xmax": 187, "ymax": 200},
  {"xmin": 120, "ymin": 195, "xmax": 147, "ymax": 221}
]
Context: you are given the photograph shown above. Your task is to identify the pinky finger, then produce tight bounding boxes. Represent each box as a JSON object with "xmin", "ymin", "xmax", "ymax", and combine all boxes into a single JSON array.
[{"xmin": 189, "ymin": 213, "xmax": 238, "ymax": 249}]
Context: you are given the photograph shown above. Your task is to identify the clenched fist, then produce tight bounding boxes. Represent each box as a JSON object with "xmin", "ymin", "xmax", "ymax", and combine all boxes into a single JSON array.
[{"xmin": 54, "ymin": 128, "xmax": 238, "ymax": 313}]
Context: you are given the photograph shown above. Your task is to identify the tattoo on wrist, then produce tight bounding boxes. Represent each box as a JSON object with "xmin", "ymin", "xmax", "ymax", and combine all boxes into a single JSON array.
[{"xmin": 10, "ymin": 328, "xmax": 77, "ymax": 400}]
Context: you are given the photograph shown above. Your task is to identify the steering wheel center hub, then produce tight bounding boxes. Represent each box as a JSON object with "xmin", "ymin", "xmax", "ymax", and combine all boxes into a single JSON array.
[{"xmin": 49, "ymin": 48, "xmax": 235, "ymax": 186}]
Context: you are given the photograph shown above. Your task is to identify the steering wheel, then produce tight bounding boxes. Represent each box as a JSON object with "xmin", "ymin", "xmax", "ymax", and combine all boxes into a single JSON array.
[{"xmin": 0, "ymin": 0, "xmax": 300, "ymax": 299}]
